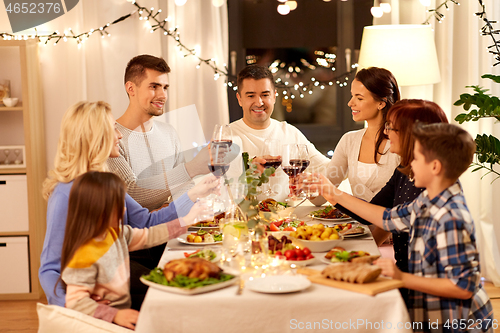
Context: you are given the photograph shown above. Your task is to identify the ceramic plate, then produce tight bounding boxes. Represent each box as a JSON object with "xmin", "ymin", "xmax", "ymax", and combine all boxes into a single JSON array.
[
  {"xmin": 340, "ymin": 228, "xmax": 369, "ymax": 238},
  {"xmin": 286, "ymin": 257, "xmax": 316, "ymax": 267},
  {"xmin": 140, "ymin": 276, "xmax": 237, "ymax": 295},
  {"xmin": 246, "ymin": 275, "xmax": 311, "ymax": 294},
  {"xmin": 308, "ymin": 215, "xmax": 353, "ymax": 223},
  {"xmin": 177, "ymin": 233, "xmax": 222, "ymax": 246},
  {"xmin": 319, "ymin": 255, "xmax": 335, "ymax": 265}
]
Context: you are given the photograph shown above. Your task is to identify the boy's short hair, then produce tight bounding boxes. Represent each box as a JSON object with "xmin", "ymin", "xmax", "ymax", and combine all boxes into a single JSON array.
[
  {"xmin": 237, "ymin": 65, "xmax": 274, "ymax": 93},
  {"xmin": 413, "ymin": 123, "xmax": 476, "ymax": 180},
  {"xmin": 124, "ymin": 55, "xmax": 170, "ymax": 86}
]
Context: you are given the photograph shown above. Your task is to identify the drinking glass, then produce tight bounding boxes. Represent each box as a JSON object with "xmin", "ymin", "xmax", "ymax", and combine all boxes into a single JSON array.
[
  {"xmin": 281, "ymin": 144, "xmax": 301, "ymax": 202},
  {"xmin": 300, "ymin": 172, "xmax": 321, "ymax": 199},
  {"xmin": 212, "ymin": 124, "xmax": 232, "ymax": 147},
  {"xmin": 290, "ymin": 144, "xmax": 310, "ymax": 199},
  {"xmin": 260, "ymin": 139, "xmax": 282, "ymax": 196},
  {"xmin": 208, "ymin": 141, "xmax": 231, "ymax": 211}
]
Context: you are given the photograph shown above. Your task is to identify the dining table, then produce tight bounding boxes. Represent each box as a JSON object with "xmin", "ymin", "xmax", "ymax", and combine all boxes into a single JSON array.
[{"xmin": 135, "ymin": 204, "xmax": 413, "ymax": 333}]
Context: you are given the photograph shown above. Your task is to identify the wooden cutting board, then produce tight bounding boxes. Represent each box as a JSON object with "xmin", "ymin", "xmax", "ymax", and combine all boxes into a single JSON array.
[{"xmin": 297, "ymin": 267, "xmax": 404, "ymax": 296}]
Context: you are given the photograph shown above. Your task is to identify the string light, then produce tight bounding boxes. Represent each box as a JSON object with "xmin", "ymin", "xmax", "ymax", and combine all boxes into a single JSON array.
[
  {"xmin": 475, "ymin": 0, "xmax": 500, "ymax": 66},
  {"xmin": 0, "ymin": 1, "xmax": 228, "ymax": 77},
  {"xmin": 424, "ymin": 0, "xmax": 459, "ymax": 24}
]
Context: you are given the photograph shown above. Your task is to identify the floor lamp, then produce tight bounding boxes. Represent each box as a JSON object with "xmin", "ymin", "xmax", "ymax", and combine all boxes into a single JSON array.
[{"xmin": 357, "ymin": 24, "xmax": 441, "ymax": 99}]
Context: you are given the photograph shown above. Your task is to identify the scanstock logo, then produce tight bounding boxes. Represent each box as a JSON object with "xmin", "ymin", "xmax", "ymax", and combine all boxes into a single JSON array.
[{"xmin": 4, "ymin": 0, "xmax": 79, "ymax": 33}]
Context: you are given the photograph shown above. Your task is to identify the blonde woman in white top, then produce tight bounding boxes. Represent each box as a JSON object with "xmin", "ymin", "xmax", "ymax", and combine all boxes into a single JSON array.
[{"xmin": 325, "ymin": 67, "xmax": 401, "ymax": 201}]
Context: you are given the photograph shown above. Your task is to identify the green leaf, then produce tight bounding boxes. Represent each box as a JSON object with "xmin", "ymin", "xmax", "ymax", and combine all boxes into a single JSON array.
[{"xmin": 482, "ymin": 74, "xmax": 500, "ymax": 84}]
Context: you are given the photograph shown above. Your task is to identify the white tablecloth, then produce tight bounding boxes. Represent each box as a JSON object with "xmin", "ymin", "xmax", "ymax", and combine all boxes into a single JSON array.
[{"xmin": 136, "ymin": 204, "xmax": 412, "ymax": 333}]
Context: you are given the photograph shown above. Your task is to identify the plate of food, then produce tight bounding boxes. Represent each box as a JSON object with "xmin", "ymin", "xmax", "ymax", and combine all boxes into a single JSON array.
[
  {"xmin": 332, "ymin": 222, "xmax": 369, "ymax": 238},
  {"xmin": 182, "ymin": 249, "xmax": 219, "ymax": 262},
  {"xmin": 177, "ymin": 230, "xmax": 222, "ymax": 245},
  {"xmin": 141, "ymin": 258, "xmax": 236, "ymax": 295},
  {"xmin": 258, "ymin": 198, "xmax": 295, "ymax": 221},
  {"xmin": 265, "ymin": 217, "xmax": 306, "ymax": 232},
  {"xmin": 246, "ymin": 275, "xmax": 311, "ymax": 294},
  {"xmin": 190, "ymin": 212, "xmax": 225, "ymax": 230},
  {"xmin": 319, "ymin": 247, "xmax": 380, "ymax": 265},
  {"xmin": 309, "ymin": 206, "xmax": 352, "ymax": 222}
]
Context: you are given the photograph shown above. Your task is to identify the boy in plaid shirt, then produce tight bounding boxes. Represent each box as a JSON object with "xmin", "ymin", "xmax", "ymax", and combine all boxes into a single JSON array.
[{"xmin": 314, "ymin": 123, "xmax": 494, "ymax": 332}]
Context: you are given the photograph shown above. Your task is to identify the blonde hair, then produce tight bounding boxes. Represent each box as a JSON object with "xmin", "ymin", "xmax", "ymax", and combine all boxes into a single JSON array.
[{"xmin": 42, "ymin": 101, "xmax": 114, "ymax": 200}]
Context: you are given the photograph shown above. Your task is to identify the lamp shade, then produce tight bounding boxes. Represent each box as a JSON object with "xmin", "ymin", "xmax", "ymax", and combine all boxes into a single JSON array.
[{"xmin": 357, "ymin": 25, "xmax": 440, "ymax": 86}]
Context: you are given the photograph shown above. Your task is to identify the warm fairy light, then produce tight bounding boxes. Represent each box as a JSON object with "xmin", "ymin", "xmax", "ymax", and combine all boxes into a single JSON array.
[
  {"xmin": 277, "ymin": 4, "xmax": 290, "ymax": 15},
  {"xmin": 380, "ymin": 3, "xmax": 391, "ymax": 13},
  {"xmin": 286, "ymin": 1, "xmax": 297, "ymax": 10},
  {"xmin": 370, "ymin": 6, "xmax": 383, "ymax": 18},
  {"xmin": 175, "ymin": 0, "xmax": 187, "ymax": 6},
  {"xmin": 212, "ymin": 0, "xmax": 224, "ymax": 7}
]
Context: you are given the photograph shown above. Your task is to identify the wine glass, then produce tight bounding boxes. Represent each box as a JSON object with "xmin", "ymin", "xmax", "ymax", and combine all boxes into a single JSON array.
[
  {"xmin": 212, "ymin": 124, "xmax": 232, "ymax": 147},
  {"xmin": 208, "ymin": 141, "xmax": 231, "ymax": 211},
  {"xmin": 291, "ymin": 144, "xmax": 310, "ymax": 199},
  {"xmin": 260, "ymin": 139, "xmax": 282, "ymax": 196},
  {"xmin": 282, "ymin": 144, "xmax": 301, "ymax": 202},
  {"xmin": 3, "ymin": 149, "xmax": 10, "ymax": 165}
]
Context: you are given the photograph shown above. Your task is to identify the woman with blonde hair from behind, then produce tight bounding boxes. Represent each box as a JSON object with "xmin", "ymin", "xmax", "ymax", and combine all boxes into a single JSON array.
[{"xmin": 40, "ymin": 101, "xmax": 218, "ymax": 309}]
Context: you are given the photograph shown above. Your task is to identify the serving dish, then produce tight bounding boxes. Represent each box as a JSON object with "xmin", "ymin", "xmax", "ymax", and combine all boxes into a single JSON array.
[
  {"xmin": 177, "ymin": 233, "xmax": 222, "ymax": 246},
  {"xmin": 246, "ymin": 275, "xmax": 311, "ymax": 294},
  {"xmin": 140, "ymin": 276, "xmax": 237, "ymax": 295}
]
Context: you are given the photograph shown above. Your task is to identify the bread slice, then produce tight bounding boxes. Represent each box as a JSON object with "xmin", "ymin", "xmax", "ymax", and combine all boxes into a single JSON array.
[{"xmin": 321, "ymin": 263, "xmax": 381, "ymax": 284}]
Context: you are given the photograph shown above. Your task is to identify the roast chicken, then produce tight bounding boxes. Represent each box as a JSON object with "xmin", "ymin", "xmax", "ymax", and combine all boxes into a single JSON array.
[{"xmin": 163, "ymin": 258, "xmax": 222, "ymax": 281}]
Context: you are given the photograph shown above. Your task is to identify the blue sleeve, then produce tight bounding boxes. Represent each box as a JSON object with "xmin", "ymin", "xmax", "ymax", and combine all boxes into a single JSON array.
[
  {"xmin": 124, "ymin": 192, "xmax": 193, "ymax": 228},
  {"xmin": 38, "ymin": 189, "xmax": 69, "ymax": 307}
]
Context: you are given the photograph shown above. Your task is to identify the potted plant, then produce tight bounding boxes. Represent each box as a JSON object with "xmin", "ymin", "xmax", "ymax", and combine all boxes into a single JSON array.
[{"xmin": 454, "ymin": 74, "xmax": 500, "ymax": 182}]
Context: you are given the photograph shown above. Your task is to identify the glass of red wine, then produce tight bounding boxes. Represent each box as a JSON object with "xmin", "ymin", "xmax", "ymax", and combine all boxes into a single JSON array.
[
  {"xmin": 208, "ymin": 141, "xmax": 231, "ymax": 211},
  {"xmin": 291, "ymin": 144, "xmax": 310, "ymax": 199},
  {"xmin": 212, "ymin": 124, "xmax": 232, "ymax": 147},
  {"xmin": 282, "ymin": 144, "xmax": 301, "ymax": 202},
  {"xmin": 260, "ymin": 139, "xmax": 282, "ymax": 196}
]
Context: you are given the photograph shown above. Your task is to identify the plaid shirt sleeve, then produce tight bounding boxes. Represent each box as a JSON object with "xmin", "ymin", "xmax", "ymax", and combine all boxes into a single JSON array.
[
  {"xmin": 435, "ymin": 206, "xmax": 479, "ymax": 293},
  {"xmin": 382, "ymin": 199, "xmax": 418, "ymax": 233}
]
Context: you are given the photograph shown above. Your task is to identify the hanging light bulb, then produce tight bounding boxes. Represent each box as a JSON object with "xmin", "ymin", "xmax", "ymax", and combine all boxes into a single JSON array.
[
  {"xmin": 419, "ymin": 0, "xmax": 431, "ymax": 6},
  {"xmin": 277, "ymin": 4, "xmax": 290, "ymax": 15},
  {"xmin": 277, "ymin": 0, "xmax": 287, "ymax": 2},
  {"xmin": 286, "ymin": 1, "xmax": 297, "ymax": 10},
  {"xmin": 212, "ymin": 0, "xmax": 224, "ymax": 7},
  {"xmin": 380, "ymin": 2, "xmax": 391, "ymax": 13},
  {"xmin": 175, "ymin": 0, "xmax": 187, "ymax": 6},
  {"xmin": 370, "ymin": 6, "xmax": 383, "ymax": 18}
]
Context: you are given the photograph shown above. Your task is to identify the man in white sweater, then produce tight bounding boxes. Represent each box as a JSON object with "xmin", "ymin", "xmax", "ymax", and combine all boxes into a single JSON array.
[
  {"xmin": 230, "ymin": 65, "xmax": 330, "ymax": 202},
  {"xmin": 108, "ymin": 55, "xmax": 210, "ymax": 212}
]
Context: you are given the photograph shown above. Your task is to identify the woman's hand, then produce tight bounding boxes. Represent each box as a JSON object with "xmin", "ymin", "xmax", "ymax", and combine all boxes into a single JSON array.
[
  {"xmin": 187, "ymin": 175, "xmax": 220, "ymax": 202},
  {"xmin": 182, "ymin": 199, "xmax": 213, "ymax": 226},
  {"xmin": 374, "ymin": 258, "xmax": 402, "ymax": 280},
  {"xmin": 113, "ymin": 308, "xmax": 139, "ymax": 330},
  {"xmin": 298, "ymin": 173, "xmax": 340, "ymax": 204}
]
